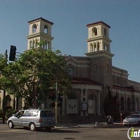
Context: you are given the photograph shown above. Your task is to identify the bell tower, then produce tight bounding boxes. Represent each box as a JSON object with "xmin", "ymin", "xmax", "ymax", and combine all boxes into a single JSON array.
[
  {"xmin": 85, "ymin": 21, "xmax": 114, "ymax": 90},
  {"xmin": 86, "ymin": 21, "xmax": 112, "ymax": 54},
  {"xmin": 27, "ymin": 17, "xmax": 54, "ymax": 50}
]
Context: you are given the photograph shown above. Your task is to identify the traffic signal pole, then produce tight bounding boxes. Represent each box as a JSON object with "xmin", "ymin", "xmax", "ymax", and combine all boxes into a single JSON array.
[{"xmin": 2, "ymin": 50, "xmax": 7, "ymax": 123}]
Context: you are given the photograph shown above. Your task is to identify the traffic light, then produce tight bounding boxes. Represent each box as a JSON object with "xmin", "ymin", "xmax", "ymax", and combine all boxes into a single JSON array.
[{"xmin": 9, "ymin": 45, "xmax": 16, "ymax": 61}]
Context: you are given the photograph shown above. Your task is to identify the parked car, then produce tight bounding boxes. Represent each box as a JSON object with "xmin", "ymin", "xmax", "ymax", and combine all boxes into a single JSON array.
[
  {"xmin": 7, "ymin": 109, "xmax": 55, "ymax": 131},
  {"xmin": 123, "ymin": 114, "xmax": 140, "ymax": 126}
]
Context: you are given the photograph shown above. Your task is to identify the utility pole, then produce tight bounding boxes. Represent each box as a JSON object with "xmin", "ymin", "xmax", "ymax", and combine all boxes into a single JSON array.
[
  {"xmin": 2, "ymin": 50, "xmax": 7, "ymax": 123},
  {"xmin": 55, "ymin": 77, "xmax": 58, "ymax": 124}
]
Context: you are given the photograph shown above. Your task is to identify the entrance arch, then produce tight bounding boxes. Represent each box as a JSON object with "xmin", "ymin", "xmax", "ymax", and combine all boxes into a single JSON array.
[
  {"xmin": 66, "ymin": 93, "xmax": 78, "ymax": 115},
  {"xmin": 88, "ymin": 94, "xmax": 96, "ymax": 115}
]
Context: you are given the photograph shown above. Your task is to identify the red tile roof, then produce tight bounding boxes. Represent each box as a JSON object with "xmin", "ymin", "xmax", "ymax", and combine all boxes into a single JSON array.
[
  {"xmin": 87, "ymin": 21, "xmax": 110, "ymax": 28},
  {"xmin": 72, "ymin": 77, "xmax": 102, "ymax": 86},
  {"xmin": 28, "ymin": 17, "xmax": 54, "ymax": 25},
  {"xmin": 113, "ymin": 85, "xmax": 140, "ymax": 92}
]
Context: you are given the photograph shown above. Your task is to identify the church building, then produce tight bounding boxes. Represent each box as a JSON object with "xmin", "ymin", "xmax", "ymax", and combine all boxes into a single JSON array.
[{"xmin": 1, "ymin": 17, "xmax": 140, "ymax": 119}]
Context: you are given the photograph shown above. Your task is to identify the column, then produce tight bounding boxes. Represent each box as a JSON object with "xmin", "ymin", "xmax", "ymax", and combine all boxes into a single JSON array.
[
  {"xmin": 62, "ymin": 95, "xmax": 66, "ymax": 116},
  {"xmin": 80, "ymin": 89, "xmax": 84, "ymax": 116},
  {"xmin": 81, "ymin": 88, "xmax": 88, "ymax": 116},
  {"xmin": 97, "ymin": 90, "xmax": 101, "ymax": 115}
]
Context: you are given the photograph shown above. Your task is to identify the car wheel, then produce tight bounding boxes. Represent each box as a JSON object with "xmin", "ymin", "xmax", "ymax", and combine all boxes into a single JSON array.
[
  {"xmin": 29, "ymin": 123, "xmax": 36, "ymax": 131},
  {"xmin": 8, "ymin": 121, "xmax": 14, "ymax": 129}
]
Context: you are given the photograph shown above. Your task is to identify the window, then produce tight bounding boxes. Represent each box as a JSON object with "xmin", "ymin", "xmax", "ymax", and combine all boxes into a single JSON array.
[
  {"xmin": 127, "ymin": 98, "xmax": 130, "ymax": 111},
  {"xmin": 104, "ymin": 43, "xmax": 108, "ymax": 51},
  {"xmin": 44, "ymin": 25, "xmax": 48, "ymax": 34},
  {"xmin": 88, "ymin": 95, "xmax": 94, "ymax": 100},
  {"xmin": 40, "ymin": 111, "xmax": 53, "ymax": 117},
  {"xmin": 94, "ymin": 43, "xmax": 96, "ymax": 51},
  {"xmin": 23, "ymin": 111, "xmax": 33, "ymax": 116},
  {"xmin": 32, "ymin": 24, "xmax": 37, "ymax": 33},
  {"xmin": 97, "ymin": 42, "xmax": 100, "ymax": 51},
  {"xmin": 92, "ymin": 27, "xmax": 97, "ymax": 36},
  {"xmin": 121, "ymin": 97, "xmax": 124, "ymax": 111},
  {"xmin": 90, "ymin": 43, "xmax": 93, "ymax": 52},
  {"xmin": 43, "ymin": 41, "xmax": 49, "ymax": 49},
  {"xmin": 104, "ymin": 28, "xmax": 107, "ymax": 36}
]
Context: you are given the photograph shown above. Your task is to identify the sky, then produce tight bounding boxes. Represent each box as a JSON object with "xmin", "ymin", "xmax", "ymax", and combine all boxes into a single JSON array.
[{"xmin": 0, "ymin": 0, "xmax": 140, "ymax": 82}]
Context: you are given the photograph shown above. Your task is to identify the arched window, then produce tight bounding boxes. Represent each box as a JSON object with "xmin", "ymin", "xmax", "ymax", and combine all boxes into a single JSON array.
[
  {"xmin": 44, "ymin": 25, "xmax": 48, "ymax": 34},
  {"xmin": 104, "ymin": 43, "xmax": 108, "ymax": 51},
  {"xmin": 94, "ymin": 43, "xmax": 96, "ymax": 51},
  {"xmin": 121, "ymin": 97, "xmax": 124, "ymax": 111},
  {"xmin": 88, "ymin": 95, "xmax": 94, "ymax": 100},
  {"xmin": 42, "ymin": 41, "xmax": 49, "ymax": 50},
  {"xmin": 32, "ymin": 24, "xmax": 37, "ymax": 33},
  {"xmin": 32, "ymin": 40, "xmax": 35, "ymax": 48},
  {"xmin": 92, "ymin": 27, "xmax": 97, "ymax": 36},
  {"xmin": 29, "ymin": 40, "xmax": 32, "ymax": 49},
  {"xmin": 104, "ymin": 28, "xmax": 107, "ymax": 36},
  {"xmin": 97, "ymin": 42, "xmax": 100, "ymax": 51},
  {"xmin": 127, "ymin": 98, "xmax": 130, "ymax": 111},
  {"xmin": 90, "ymin": 43, "xmax": 93, "ymax": 52},
  {"xmin": 30, "ymin": 40, "xmax": 33, "ymax": 48},
  {"xmin": 136, "ymin": 98, "xmax": 139, "ymax": 111}
]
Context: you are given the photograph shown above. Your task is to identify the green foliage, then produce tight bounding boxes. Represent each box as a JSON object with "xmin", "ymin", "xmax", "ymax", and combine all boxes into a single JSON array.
[{"xmin": 0, "ymin": 48, "xmax": 71, "ymax": 108}]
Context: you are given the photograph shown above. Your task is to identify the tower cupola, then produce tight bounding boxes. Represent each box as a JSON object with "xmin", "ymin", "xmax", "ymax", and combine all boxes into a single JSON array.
[
  {"xmin": 27, "ymin": 17, "xmax": 54, "ymax": 50},
  {"xmin": 86, "ymin": 21, "xmax": 112, "ymax": 55}
]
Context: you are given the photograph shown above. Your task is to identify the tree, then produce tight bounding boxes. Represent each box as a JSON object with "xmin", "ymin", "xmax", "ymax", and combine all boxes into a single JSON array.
[
  {"xmin": 0, "ymin": 48, "xmax": 71, "ymax": 108},
  {"xmin": 104, "ymin": 87, "xmax": 120, "ymax": 120}
]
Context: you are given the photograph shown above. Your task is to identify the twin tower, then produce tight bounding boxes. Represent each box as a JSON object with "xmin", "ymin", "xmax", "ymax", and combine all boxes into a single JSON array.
[{"xmin": 27, "ymin": 17, "xmax": 113, "ymax": 58}]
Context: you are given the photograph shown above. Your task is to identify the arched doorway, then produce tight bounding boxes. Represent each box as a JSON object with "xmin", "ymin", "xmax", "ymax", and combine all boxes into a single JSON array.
[
  {"xmin": 66, "ymin": 93, "xmax": 78, "ymax": 115},
  {"xmin": 120, "ymin": 97, "xmax": 124, "ymax": 111},
  {"xmin": 127, "ymin": 97, "xmax": 131, "ymax": 111},
  {"xmin": 136, "ymin": 98, "xmax": 139, "ymax": 112},
  {"xmin": 88, "ymin": 94, "xmax": 96, "ymax": 115}
]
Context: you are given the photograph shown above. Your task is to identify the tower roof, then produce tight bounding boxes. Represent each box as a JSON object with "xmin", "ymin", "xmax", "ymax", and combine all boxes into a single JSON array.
[
  {"xmin": 87, "ymin": 21, "xmax": 110, "ymax": 28},
  {"xmin": 28, "ymin": 17, "xmax": 54, "ymax": 25}
]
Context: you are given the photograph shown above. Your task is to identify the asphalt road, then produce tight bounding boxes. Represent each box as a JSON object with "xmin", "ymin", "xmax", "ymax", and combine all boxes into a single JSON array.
[{"xmin": 0, "ymin": 123, "xmax": 136, "ymax": 140}]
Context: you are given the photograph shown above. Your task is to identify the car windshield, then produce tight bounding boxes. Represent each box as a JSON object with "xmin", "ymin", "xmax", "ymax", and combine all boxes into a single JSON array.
[{"xmin": 40, "ymin": 111, "xmax": 54, "ymax": 117}]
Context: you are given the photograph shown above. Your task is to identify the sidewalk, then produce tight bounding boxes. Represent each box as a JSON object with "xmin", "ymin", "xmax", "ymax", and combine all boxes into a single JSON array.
[
  {"xmin": 55, "ymin": 122, "xmax": 124, "ymax": 128},
  {"xmin": 0, "ymin": 118, "xmax": 7, "ymax": 124}
]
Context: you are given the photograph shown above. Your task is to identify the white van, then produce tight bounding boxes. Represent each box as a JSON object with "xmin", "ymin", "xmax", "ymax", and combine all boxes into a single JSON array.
[{"xmin": 7, "ymin": 109, "xmax": 55, "ymax": 131}]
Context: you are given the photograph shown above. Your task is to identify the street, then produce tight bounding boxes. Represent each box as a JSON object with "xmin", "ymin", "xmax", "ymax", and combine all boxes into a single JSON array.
[{"xmin": 0, "ymin": 123, "xmax": 134, "ymax": 140}]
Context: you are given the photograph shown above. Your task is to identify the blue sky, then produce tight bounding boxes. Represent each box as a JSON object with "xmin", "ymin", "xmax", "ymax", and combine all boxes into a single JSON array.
[{"xmin": 0, "ymin": 0, "xmax": 140, "ymax": 82}]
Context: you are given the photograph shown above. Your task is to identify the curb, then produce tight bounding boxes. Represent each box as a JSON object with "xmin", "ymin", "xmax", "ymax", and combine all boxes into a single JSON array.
[{"xmin": 54, "ymin": 122, "xmax": 124, "ymax": 129}]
